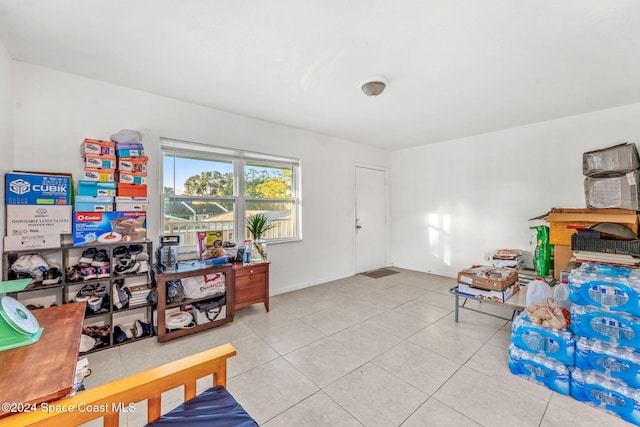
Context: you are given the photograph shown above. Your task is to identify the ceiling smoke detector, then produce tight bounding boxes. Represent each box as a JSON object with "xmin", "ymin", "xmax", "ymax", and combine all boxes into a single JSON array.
[{"xmin": 360, "ymin": 76, "xmax": 389, "ymax": 96}]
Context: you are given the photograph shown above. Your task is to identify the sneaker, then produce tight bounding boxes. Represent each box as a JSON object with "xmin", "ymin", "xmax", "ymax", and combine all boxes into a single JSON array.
[
  {"xmin": 133, "ymin": 319, "xmax": 151, "ymax": 338},
  {"xmin": 11, "ymin": 254, "xmax": 48, "ymax": 281},
  {"xmin": 114, "ymin": 259, "xmax": 139, "ymax": 275},
  {"xmin": 96, "ymin": 264, "xmax": 110, "ymax": 279},
  {"xmin": 112, "ymin": 280, "xmax": 130, "ymax": 309},
  {"xmin": 128, "ymin": 244, "xmax": 144, "ymax": 256},
  {"xmin": 112, "ymin": 246, "xmax": 129, "ymax": 259},
  {"xmin": 78, "ymin": 248, "xmax": 97, "ymax": 267},
  {"xmin": 114, "ymin": 324, "xmax": 133, "ymax": 343},
  {"xmin": 136, "ymin": 252, "xmax": 150, "ymax": 274},
  {"xmin": 93, "ymin": 285, "xmax": 107, "ymax": 297},
  {"xmin": 87, "ymin": 296, "xmax": 103, "ymax": 313},
  {"xmin": 80, "ymin": 266, "xmax": 98, "ymax": 281},
  {"xmin": 42, "ymin": 267, "xmax": 62, "ymax": 285},
  {"xmin": 66, "ymin": 266, "xmax": 81, "ymax": 282},
  {"xmin": 91, "ymin": 249, "xmax": 110, "ymax": 267}
]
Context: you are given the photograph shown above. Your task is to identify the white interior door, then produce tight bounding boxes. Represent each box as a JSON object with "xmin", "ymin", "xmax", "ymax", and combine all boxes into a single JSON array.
[{"xmin": 355, "ymin": 166, "xmax": 387, "ymax": 273}]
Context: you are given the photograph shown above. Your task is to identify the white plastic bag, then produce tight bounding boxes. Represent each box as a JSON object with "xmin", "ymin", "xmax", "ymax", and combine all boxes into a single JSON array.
[{"xmin": 526, "ymin": 278, "xmax": 552, "ymax": 307}]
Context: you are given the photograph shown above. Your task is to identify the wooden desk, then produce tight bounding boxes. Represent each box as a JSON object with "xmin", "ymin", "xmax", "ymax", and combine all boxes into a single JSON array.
[{"xmin": 0, "ymin": 303, "xmax": 85, "ymax": 417}]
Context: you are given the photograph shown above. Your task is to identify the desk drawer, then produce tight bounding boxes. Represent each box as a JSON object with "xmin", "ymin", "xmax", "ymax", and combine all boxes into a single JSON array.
[
  {"xmin": 234, "ymin": 263, "xmax": 268, "ymax": 278},
  {"xmin": 236, "ymin": 273, "xmax": 266, "ymax": 304}
]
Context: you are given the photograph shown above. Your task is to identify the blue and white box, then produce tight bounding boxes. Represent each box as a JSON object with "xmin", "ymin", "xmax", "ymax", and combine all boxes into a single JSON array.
[
  {"xmin": 5, "ymin": 172, "xmax": 72, "ymax": 205},
  {"xmin": 576, "ymin": 337, "xmax": 640, "ymax": 388},
  {"xmin": 571, "ymin": 305, "xmax": 640, "ymax": 350},
  {"xmin": 569, "ymin": 263, "xmax": 640, "ymax": 316},
  {"xmin": 77, "ymin": 180, "xmax": 117, "ymax": 197},
  {"xmin": 571, "ymin": 367, "xmax": 640, "ymax": 426},
  {"xmin": 74, "ymin": 196, "xmax": 114, "ymax": 212},
  {"xmin": 511, "ymin": 311, "xmax": 575, "ymax": 365},
  {"xmin": 508, "ymin": 344, "xmax": 570, "ymax": 395},
  {"xmin": 73, "ymin": 211, "xmax": 146, "ymax": 246}
]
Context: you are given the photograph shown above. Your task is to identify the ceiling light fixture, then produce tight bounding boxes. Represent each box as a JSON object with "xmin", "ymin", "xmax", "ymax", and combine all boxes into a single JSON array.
[{"xmin": 360, "ymin": 76, "xmax": 389, "ymax": 97}]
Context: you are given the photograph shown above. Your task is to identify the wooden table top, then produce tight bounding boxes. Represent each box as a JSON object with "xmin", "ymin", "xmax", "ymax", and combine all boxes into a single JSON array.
[{"xmin": 0, "ymin": 303, "xmax": 85, "ymax": 416}]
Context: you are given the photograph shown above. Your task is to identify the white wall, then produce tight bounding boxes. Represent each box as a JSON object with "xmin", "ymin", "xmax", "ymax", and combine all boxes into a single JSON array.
[
  {"xmin": 391, "ymin": 103, "xmax": 640, "ymax": 278},
  {"xmin": 11, "ymin": 62, "xmax": 390, "ymax": 294},
  {"xmin": 0, "ymin": 39, "xmax": 13, "ymax": 272}
]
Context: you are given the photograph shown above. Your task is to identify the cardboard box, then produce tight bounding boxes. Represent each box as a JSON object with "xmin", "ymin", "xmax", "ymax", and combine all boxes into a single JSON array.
[
  {"xmin": 117, "ymin": 172, "xmax": 147, "ymax": 185},
  {"xmin": 77, "ymin": 180, "xmax": 117, "ymax": 197},
  {"xmin": 72, "ymin": 211, "xmax": 146, "ymax": 246},
  {"xmin": 585, "ymin": 171, "xmax": 640, "ymax": 210},
  {"xmin": 117, "ymin": 183, "xmax": 147, "ymax": 197},
  {"xmin": 583, "ymin": 143, "xmax": 640, "ymax": 178},
  {"xmin": 115, "ymin": 197, "xmax": 148, "ymax": 211},
  {"xmin": 81, "ymin": 139, "xmax": 115, "ymax": 157},
  {"xmin": 6, "ymin": 205, "xmax": 72, "ymax": 235},
  {"xmin": 3, "ymin": 234, "xmax": 61, "ymax": 251},
  {"xmin": 84, "ymin": 154, "xmax": 117, "ymax": 170},
  {"xmin": 74, "ymin": 196, "xmax": 114, "ymax": 212},
  {"xmin": 554, "ymin": 245, "xmax": 574, "ymax": 281},
  {"xmin": 533, "ymin": 208, "xmax": 639, "ymax": 246},
  {"xmin": 456, "ymin": 265, "xmax": 519, "ymax": 291},
  {"xmin": 5, "ymin": 172, "xmax": 72, "ymax": 205},
  {"xmin": 118, "ymin": 156, "xmax": 148, "ymax": 174},
  {"xmin": 82, "ymin": 168, "xmax": 115, "ymax": 182},
  {"xmin": 457, "ymin": 282, "xmax": 520, "ymax": 303}
]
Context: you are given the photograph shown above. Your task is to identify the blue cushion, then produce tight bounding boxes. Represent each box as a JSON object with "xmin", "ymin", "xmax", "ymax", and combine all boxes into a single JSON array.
[{"xmin": 145, "ymin": 386, "xmax": 258, "ymax": 426}]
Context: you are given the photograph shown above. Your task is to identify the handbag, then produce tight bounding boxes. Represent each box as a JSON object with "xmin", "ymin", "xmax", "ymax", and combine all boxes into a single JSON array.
[
  {"xmin": 194, "ymin": 295, "xmax": 226, "ymax": 322},
  {"xmin": 166, "ymin": 279, "xmax": 185, "ymax": 304}
]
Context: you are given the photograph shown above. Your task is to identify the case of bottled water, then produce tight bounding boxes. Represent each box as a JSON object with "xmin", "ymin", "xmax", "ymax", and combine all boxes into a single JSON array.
[
  {"xmin": 571, "ymin": 305, "xmax": 640, "ymax": 350},
  {"xmin": 511, "ymin": 311, "xmax": 575, "ymax": 365},
  {"xmin": 571, "ymin": 367, "xmax": 640, "ymax": 426},
  {"xmin": 569, "ymin": 263, "xmax": 640, "ymax": 316},
  {"xmin": 508, "ymin": 344, "xmax": 570, "ymax": 394},
  {"xmin": 575, "ymin": 337, "xmax": 640, "ymax": 388}
]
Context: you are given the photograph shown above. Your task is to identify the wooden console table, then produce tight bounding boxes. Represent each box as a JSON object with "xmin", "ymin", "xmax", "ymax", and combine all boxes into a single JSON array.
[{"xmin": 0, "ymin": 303, "xmax": 85, "ymax": 417}]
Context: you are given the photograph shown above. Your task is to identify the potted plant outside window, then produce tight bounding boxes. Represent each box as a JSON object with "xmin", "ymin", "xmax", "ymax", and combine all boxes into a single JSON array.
[{"xmin": 245, "ymin": 213, "xmax": 275, "ymax": 263}]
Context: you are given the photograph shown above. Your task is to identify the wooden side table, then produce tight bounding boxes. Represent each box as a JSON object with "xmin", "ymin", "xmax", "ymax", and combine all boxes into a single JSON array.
[
  {"xmin": 233, "ymin": 262, "xmax": 269, "ymax": 312},
  {"xmin": 0, "ymin": 303, "xmax": 85, "ymax": 417}
]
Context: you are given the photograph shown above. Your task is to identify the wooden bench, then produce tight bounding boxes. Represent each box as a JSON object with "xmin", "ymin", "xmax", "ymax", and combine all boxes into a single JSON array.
[{"xmin": 2, "ymin": 343, "xmax": 257, "ymax": 426}]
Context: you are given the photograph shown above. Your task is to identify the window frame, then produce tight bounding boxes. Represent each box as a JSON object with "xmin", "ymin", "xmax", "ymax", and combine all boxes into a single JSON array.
[{"xmin": 160, "ymin": 138, "xmax": 302, "ymax": 246}]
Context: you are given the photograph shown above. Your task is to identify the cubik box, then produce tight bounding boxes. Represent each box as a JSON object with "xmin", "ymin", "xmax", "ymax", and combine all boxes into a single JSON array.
[{"xmin": 5, "ymin": 172, "xmax": 72, "ymax": 205}]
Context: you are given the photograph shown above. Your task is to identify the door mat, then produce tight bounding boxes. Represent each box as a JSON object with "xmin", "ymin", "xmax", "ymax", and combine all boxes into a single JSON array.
[{"xmin": 360, "ymin": 268, "xmax": 399, "ymax": 279}]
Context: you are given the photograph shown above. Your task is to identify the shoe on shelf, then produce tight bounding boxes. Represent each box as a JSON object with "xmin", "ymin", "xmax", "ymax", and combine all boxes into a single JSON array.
[
  {"xmin": 133, "ymin": 319, "xmax": 151, "ymax": 338},
  {"xmin": 128, "ymin": 244, "xmax": 144, "ymax": 256},
  {"xmin": 112, "ymin": 280, "xmax": 130, "ymax": 310},
  {"xmin": 91, "ymin": 249, "xmax": 110, "ymax": 267},
  {"xmin": 66, "ymin": 266, "xmax": 82, "ymax": 282},
  {"xmin": 136, "ymin": 252, "xmax": 150, "ymax": 274},
  {"xmin": 96, "ymin": 264, "xmax": 110, "ymax": 279},
  {"xmin": 112, "ymin": 246, "xmax": 130, "ymax": 259},
  {"xmin": 80, "ymin": 266, "xmax": 98, "ymax": 281},
  {"xmin": 114, "ymin": 259, "xmax": 139, "ymax": 275},
  {"xmin": 114, "ymin": 324, "xmax": 133, "ymax": 343},
  {"xmin": 42, "ymin": 267, "xmax": 62, "ymax": 285},
  {"xmin": 78, "ymin": 248, "xmax": 97, "ymax": 267},
  {"xmin": 93, "ymin": 285, "xmax": 107, "ymax": 297},
  {"xmin": 87, "ymin": 296, "xmax": 103, "ymax": 313}
]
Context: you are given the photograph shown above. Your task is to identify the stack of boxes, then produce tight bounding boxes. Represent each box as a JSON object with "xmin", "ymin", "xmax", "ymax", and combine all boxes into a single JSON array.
[
  {"xmin": 72, "ymin": 135, "xmax": 148, "ymax": 246},
  {"xmin": 509, "ymin": 263, "xmax": 640, "ymax": 425},
  {"xmin": 78, "ymin": 139, "xmax": 117, "ymax": 212},
  {"xmin": 569, "ymin": 263, "xmax": 640, "ymax": 425},
  {"xmin": 583, "ymin": 142, "xmax": 640, "ymax": 210},
  {"xmin": 4, "ymin": 172, "xmax": 73, "ymax": 250}
]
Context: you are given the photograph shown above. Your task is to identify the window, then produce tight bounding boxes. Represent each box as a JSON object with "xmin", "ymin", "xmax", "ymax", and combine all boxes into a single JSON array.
[{"xmin": 161, "ymin": 138, "xmax": 301, "ymax": 249}]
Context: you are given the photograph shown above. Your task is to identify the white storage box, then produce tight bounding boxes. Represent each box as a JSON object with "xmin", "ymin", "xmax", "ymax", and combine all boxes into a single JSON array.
[{"xmin": 6, "ymin": 205, "xmax": 72, "ymax": 236}]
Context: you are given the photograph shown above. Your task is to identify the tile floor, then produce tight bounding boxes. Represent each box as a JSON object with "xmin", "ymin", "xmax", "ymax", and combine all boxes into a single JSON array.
[{"xmin": 83, "ymin": 268, "xmax": 633, "ymax": 426}]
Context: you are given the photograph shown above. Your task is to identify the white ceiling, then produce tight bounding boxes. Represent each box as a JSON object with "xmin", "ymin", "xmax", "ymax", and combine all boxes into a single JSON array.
[{"xmin": 1, "ymin": 1, "xmax": 640, "ymax": 151}]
